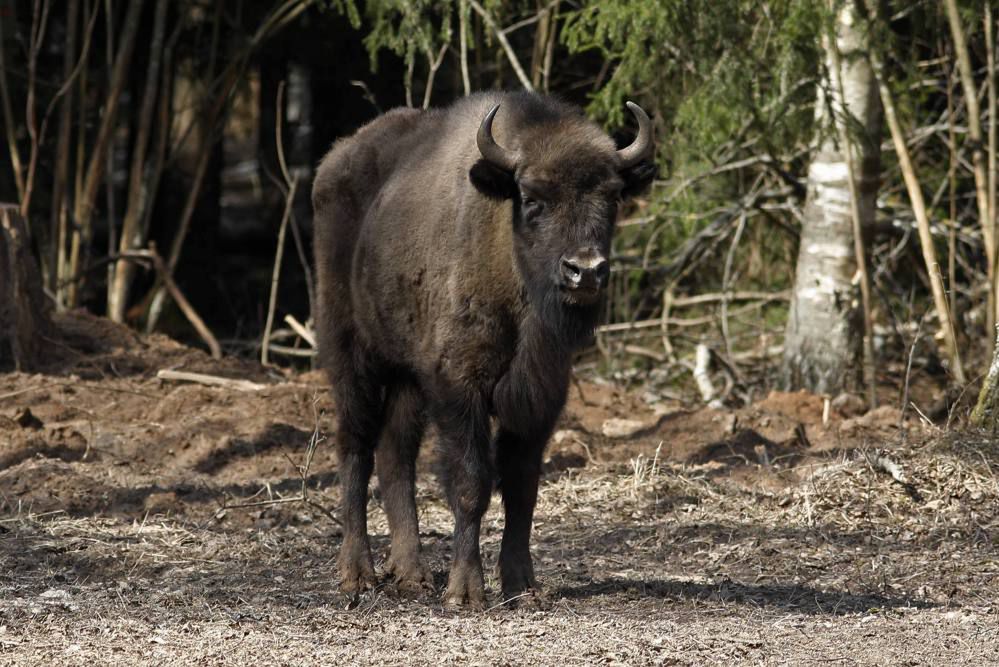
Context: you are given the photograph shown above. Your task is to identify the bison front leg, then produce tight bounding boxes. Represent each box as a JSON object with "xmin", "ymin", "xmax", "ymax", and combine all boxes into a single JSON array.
[
  {"xmin": 436, "ymin": 395, "xmax": 493, "ymax": 609},
  {"xmin": 496, "ymin": 428, "xmax": 545, "ymax": 601}
]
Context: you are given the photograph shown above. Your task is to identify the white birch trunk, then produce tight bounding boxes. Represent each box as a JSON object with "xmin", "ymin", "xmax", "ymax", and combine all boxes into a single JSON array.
[
  {"xmin": 972, "ymin": 326, "xmax": 999, "ymax": 429},
  {"xmin": 781, "ymin": 3, "xmax": 881, "ymax": 394}
]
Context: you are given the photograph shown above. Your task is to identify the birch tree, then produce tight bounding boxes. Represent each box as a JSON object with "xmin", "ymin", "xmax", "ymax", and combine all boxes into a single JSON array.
[{"xmin": 781, "ymin": 1, "xmax": 881, "ymax": 395}]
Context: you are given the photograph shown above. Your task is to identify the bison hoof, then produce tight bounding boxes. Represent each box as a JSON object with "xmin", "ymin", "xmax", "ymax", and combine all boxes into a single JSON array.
[
  {"xmin": 498, "ymin": 553, "xmax": 539, "ymax": 600},
  {"xmin": 339, "ymin": 551, "xmax": 377, "ymax": 595},
  {"xmin": 385, "ymin": 555, "xmax": 435, "ymax": 596},
  {"xmin": 443, "ymin": 565, "xmax": 486, "ymax": 610}
]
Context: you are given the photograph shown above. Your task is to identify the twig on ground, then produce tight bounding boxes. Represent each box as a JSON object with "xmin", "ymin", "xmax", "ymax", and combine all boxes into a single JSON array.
[
  {"xmin": 0, "ymin": 386, "xmax": 44, "ymax": 402},
  {"xmin": 221, "ymin": 393, "xmax": 340, "ymax": 525},
  {"xmin": 156, "ymin": 370, "xmax": 266, "ymax": 392},
  {"xmin": 485, "ymin": 592, "xmax": 533, "ymax": 612}
]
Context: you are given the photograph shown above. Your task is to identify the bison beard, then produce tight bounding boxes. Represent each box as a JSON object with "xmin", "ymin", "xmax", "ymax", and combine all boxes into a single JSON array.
[{"xmin": 312, "ymin": 91, "xmax": 653, "ymax": 607}]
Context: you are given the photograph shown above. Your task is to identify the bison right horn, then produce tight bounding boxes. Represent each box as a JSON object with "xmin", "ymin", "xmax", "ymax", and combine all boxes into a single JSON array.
[
  {"xmin": 476, "ymin": 105, "xmax": 519, "ymax": 172},
  {"xmin": 617, "ymin": 102, "xmax": 653, "ymax": 168}
]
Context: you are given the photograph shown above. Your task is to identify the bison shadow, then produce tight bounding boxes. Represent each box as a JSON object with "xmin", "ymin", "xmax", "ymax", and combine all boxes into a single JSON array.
[
  {"xmin": 193, "ymin": 422, "xmax": 312, "ymax": 474},
  {"xmin": 553, "ymin": 577, "xmax": 932, "ymax": 615}
]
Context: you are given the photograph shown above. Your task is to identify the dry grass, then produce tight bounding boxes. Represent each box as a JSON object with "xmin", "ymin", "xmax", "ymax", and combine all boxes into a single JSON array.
[{"xmin": 2, "ymin": 428, "xmax": 998, "ymax": 665}]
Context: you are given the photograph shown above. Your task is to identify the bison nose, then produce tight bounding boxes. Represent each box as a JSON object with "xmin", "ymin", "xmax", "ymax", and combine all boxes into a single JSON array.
[{"xmin": 560, "ymin": 254, "xmax": 609, "ymax": 292}]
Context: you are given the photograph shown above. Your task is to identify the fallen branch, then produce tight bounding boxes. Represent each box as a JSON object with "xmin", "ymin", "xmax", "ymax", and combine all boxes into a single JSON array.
[
  {"xmin": 283, "ymin": 314, "xmax": 316, "ymax": 348},
  {"xmin": 865, "ymin": 451, "xmax": 907, "ymax": 483},
  {"xmin": 156, "ymin": 369, "xmax": 266, "ymax": 392},
  {"xmin": 730, "ymin": 345, "xmax": 783, "ymax": 362},
  {"xmin": 597, "ymin": 292, "xmax": 789, "ymax": 333},
  {"xmin": 0, "ymin": 385, "xmax": 45, "ymax": 402},
  {"xmin": 864, "ymin": 449, "xmax": 923, "ymax": 502},
  {"xmin": 671, "ymin": 290, "xmax": 790, "ymax": 307},
  {"xmin": 622, "ymin": 345, "xmax": 666, "ymax": 363},
  {"xmin": 267, "ymin": 343, "xmax": 317, "ymax": 358},
  {"xmin": 121, "ymin": 247, "xmax": 221, "ymax": 359}
]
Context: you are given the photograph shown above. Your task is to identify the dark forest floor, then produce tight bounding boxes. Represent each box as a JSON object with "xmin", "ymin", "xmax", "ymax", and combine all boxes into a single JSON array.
[{"xmin": 0, "ymin": 312, "xmax": 997, "ymax": 665}]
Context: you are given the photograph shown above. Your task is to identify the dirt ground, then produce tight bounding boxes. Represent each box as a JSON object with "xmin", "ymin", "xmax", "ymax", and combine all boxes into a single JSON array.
[{"xmin": 1, "ymin": 312, "xmax": 997, "ymax": 665}]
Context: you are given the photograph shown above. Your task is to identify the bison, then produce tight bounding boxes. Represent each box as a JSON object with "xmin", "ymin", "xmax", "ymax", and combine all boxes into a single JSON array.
[{"xmin": 312, "ymin": 91, "xmax": 654, "ymax": 607}]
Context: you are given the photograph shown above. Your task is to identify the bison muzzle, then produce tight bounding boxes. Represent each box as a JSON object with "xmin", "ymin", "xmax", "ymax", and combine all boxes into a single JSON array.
[{"xmin": 312, "ymin": 91, "xmax": 654, "ymax": 608}]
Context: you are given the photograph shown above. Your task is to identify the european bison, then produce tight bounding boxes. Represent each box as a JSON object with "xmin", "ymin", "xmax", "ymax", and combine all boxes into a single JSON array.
[{"xmin": 312, "ymin": 91, "xmax": 654, "ymax": 607}]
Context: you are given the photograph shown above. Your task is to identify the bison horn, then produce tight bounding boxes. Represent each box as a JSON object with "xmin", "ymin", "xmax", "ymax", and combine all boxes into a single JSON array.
[
  {"xmin": 617, "ymin": 101, "xmax": 653, "ymax": 168},
  {"xmin": 476, "ymin": 105, "xmax": 519, "ymax": 172}
]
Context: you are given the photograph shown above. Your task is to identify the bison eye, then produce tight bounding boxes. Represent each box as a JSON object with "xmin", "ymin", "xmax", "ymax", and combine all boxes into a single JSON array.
[{"xmin": 521, "ymin": 194, "xmax": 543, "ymax": 216}]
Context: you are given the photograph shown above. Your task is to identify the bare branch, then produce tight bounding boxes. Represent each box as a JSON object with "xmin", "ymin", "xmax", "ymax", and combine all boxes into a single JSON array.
[
  {"xmin": 866, "ymin": 3, "xmax": 965, "ymax": 384},
  {"xmin": 458, "ymin": 0, "xmax": 471, "ymax": 95},
  {"xmin": 467, "ymin": 0, "xmax": 535, "ymax": 91},
  {"xmin": 121, "ymin": 247, "xmax": 222, "ymax": 360}
]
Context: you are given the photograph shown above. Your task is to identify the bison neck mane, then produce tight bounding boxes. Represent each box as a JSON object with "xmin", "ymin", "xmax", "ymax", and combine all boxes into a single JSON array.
[
  {"xmin": 538, "ymin": 289, "xmax": 600, "ymax": 346},
  {"xmin": 492, "ymin": 306, "xmax": 577, "ymax": 440}
]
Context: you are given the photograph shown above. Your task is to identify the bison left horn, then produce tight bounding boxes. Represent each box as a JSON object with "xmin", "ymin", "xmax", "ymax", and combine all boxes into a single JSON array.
[
  {"xmin": 617, "ymin": 101, "xmax": 653, "ymax": 168},
  {"xmin": 476, "ymin": 105, "xmax": 519, "ymax": 172}
]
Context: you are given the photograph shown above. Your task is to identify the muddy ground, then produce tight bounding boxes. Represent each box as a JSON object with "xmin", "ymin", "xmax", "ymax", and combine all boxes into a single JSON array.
[{"xmin": 1, "ymin": 312, "xmax": 997, "ymax": 665}]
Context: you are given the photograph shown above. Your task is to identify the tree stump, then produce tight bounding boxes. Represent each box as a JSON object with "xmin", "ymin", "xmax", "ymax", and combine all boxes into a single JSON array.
[{"xmin": 0, "ymin": 204, "xmax": 53, "ymax": 371}]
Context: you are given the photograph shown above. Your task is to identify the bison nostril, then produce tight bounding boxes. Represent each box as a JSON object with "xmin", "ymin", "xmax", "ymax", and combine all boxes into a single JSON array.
[
  {"xmin": 594, "ymin": 259, "xmax": 610, "ymax": 282},
  {"xmin": 560, "ymin": 254, "xmax": 609, "ymax": 291},
  {"xmin": 560, "ymin": 257, "xmax": 582, "ymax": 284}
]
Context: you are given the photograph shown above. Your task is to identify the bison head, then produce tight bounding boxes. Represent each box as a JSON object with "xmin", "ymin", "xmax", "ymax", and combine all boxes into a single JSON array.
[{"xmin": 469, "ymin": 100, "xmax": 655, "ymax": 336}]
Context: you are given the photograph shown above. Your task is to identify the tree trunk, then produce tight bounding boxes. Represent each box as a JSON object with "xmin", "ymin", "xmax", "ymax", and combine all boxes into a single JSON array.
[
  {"xmin": 781, "ymin": 3, "xmax": 881, "ymax": 395},
  {"xmin": 0, "ymin": 205, "xmax": 53, "ymax": 371},
  {"xmin": 67, "ymin": 0, "xmax": 143, "ymax": 308},
  {"xmin": 108, "ymin": 0, "xmax": 170, "ymax": 323},
  {"xmin": 972, "ymin": 325, "xmax": 999, "ymax": 430}
]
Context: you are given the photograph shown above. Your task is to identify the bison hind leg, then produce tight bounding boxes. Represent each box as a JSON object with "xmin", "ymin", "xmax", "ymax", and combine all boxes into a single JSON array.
[
  {"xmin": 375, "ymin": 381, "xmax": 433, "ymax": 595},
  {"xmin": 332, "ymin": 356, "xmax": 386, "ymax": 596}
]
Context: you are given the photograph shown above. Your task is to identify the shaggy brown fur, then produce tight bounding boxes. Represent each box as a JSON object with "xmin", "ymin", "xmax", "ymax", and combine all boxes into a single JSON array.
[{"xmin": 312, "ymin": 91, "xmax": 654, "ymax": 607}]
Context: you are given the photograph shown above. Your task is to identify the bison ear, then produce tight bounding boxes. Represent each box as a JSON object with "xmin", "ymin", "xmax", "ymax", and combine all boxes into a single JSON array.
[
  {"xmin": 620, "ymin": 159, "xmax": 657, "ymax": 200},
  {"xmin": 469, "ymin": 159, "xmax": 517, "ymax": 200}
]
